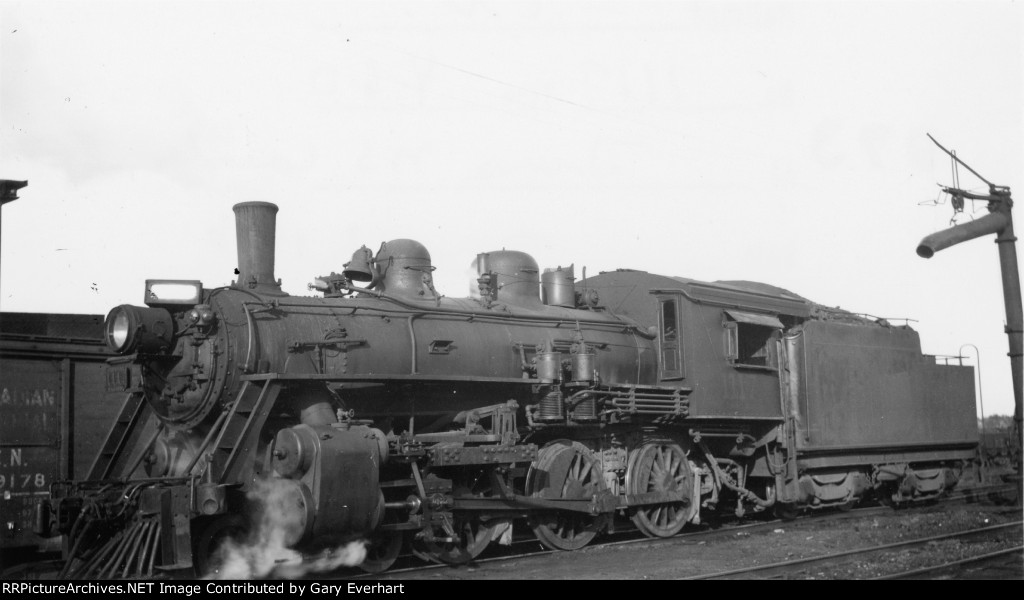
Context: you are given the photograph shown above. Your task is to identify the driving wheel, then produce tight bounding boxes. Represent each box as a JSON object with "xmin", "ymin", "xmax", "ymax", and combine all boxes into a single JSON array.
[
  {"xmin": 525, "ymin": 440, "xmax": 608, "ymax": 551},
  {"xmin": 626, "ymin": 442, "xmax": 693, "ymax": 538}
]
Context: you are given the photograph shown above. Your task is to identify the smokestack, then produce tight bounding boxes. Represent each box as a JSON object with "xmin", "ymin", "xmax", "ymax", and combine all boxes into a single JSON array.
[{"xmin": 233, "ymin": 201, "xmax": 282, "ymax": 293}]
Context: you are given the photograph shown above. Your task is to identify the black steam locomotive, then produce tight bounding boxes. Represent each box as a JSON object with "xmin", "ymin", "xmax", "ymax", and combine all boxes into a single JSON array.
[{"xmin": 36, "ymin": 202, "xmax": 978, "ymax": 578}]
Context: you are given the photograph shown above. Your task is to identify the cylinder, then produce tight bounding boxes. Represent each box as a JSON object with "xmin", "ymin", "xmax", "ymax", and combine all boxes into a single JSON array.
[
  {"xmin": 233, "ymin": 201, "xmax": 281, "ymax": 293},
  {"xmin": 272, "ymin": 426, "xmax": 317, "ymax": 479},
  {"xmin": 541, "ymin": 265, "xmax": 576, "ymax": 307},
  {"xmin": 256, "ymin": 478, "xmax": 314, "ymax": 547}
]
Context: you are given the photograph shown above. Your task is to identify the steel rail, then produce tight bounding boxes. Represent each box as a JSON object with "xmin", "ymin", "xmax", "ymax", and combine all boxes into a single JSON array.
[
  {"xmin": 871, "ymin": 545, "xmax": 1023, "ymax": 580},
  {"xmin": 346, "ymin": 482, "xmax": 1019, "ymax": 580}
]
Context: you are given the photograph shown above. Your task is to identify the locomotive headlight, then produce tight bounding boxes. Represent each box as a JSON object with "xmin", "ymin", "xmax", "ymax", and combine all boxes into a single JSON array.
[
  {"xmin": 104, "ymin": 305, "xmax": 175, "ymax": 354},
  {"xmin": 108, "ymin": 310, "xmax": 132, "ymax": 350}
]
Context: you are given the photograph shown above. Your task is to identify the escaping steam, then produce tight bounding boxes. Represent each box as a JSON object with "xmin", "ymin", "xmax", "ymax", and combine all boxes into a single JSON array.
[{"xmin": 209, "ymin": 478, "xmax": 368, "ymax": 579}]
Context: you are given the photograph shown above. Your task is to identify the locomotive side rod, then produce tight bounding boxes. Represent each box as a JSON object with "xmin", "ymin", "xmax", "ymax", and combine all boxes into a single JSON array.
[{"xmin": 449, "ymin": 489, "xmax": 687, "ymax": 513}]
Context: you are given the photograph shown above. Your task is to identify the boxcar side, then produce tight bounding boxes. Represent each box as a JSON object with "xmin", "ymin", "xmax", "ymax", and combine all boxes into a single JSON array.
[{"xmin": 0, "ymin": 313, "xmax": 119, "ymax": 553}]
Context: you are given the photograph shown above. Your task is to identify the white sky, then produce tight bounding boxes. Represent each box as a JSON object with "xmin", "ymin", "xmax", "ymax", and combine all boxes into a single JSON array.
[{"xmin": 1, "ymin": 0, "xmax": 1021, "ymax": 417}]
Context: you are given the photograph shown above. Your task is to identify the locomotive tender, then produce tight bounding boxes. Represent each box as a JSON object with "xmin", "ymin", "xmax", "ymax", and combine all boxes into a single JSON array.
[{"xmin": 37, "ymin": 202, "xmax": 978, "ymax": 577}]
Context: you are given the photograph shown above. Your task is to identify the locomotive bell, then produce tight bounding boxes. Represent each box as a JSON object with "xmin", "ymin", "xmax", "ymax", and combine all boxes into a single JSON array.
[{"xmin": 343, "ymin": 245, "xmax": 376, "ymax": 283}]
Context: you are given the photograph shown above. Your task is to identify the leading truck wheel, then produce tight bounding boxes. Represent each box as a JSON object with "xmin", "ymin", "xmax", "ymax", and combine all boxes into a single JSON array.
[
  {"xmin": 525, "ymin": 440, "xmax": 608, "ymax": 551},
  {"xmin": 412, "ymin": 467, "xmax": 499, "ymax": 565},
  {"xmin": 415, "ymin": 513, "xmax": 495, "ymax": 564},
  {"xmin": 192, "ymin": 514, "xmax": 249, "ymax": 578},
  {"xmin": 359, "ymin": 530, "xmax": 403, "ymax": 573}
]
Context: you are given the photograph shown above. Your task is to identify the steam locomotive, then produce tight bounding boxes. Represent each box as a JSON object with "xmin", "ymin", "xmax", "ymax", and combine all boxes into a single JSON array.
[{"xmin": 35, "ymin": 202, "xmax": 978, "ymax": 578}]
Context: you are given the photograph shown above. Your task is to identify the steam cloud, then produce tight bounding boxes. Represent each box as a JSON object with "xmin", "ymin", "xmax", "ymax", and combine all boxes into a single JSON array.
[{"xmin": 209, "ymin": 478, "xmax": 368, "ymax": 579}]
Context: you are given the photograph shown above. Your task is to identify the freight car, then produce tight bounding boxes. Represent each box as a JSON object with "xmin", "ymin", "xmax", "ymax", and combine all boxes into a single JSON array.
[
  {"xmin": 33, "ymin": 202, "xmax": 978, "ymax": 578},
  {"xmin": 0, "ymin": 312, "xmax": 121, "ymax": 559}
]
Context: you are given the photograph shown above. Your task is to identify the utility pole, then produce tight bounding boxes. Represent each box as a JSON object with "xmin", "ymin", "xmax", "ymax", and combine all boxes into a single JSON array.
[
  {"xmin": 0, "ymin": 179, "xmax": 28, "ymax": 207},
  {"xmin": 0, "ymin": 180, "xmax": 29, "ymax": 259},
  {"xmin": 916, "ymin": 135, "xmax": 1022, "ymax": 479}
]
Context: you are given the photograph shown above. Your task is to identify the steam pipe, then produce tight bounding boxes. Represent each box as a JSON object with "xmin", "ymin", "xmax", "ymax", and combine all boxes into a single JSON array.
[
  {"xmin": 137, "ymin": 520, "xmax": 158, "ymax": 578},
  {"xmin": 295, "ymin": 395, "xmax": 339, "ymax": 426},
  {"xmin": 147, "ymin": 523, "xmax": 162, "ymax": 575},
  {"xmin": 82, "ymin": 529, "xmax": 124, "ymax": 579},
  {"xmin": 101, "ymin": 523, "xmax": 139, "ymax": 579},
  {"xmin": 122, "ymin": 521, "xmax": 149, "ymax": 578}
]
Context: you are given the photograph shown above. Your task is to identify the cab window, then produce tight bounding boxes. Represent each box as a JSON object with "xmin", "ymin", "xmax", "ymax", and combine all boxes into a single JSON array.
[
  {"xmin": 660, "ymin": 298, "xmax": 683, "ymax": 379},
  {"xmin": 723, "ymin": 310, "xmax": 782, "ymax": 369}
]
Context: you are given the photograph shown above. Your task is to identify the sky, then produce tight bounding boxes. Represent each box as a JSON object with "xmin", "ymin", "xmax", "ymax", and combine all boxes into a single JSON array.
[{"xmin": 1, "ymin": 0, "xmax": 1021, "ymax": 418}]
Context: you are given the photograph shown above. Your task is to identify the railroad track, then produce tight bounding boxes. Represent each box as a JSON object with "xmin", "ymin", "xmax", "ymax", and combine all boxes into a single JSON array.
[
  {"xmin": 349, "ymin": 482, "xmax": 1020, "ymax": 580},
  {"xmin": 681, "ymin": 521, "xmax": 1022, "ymax": 580},
  {"xmin": 5, "ymin": 482, "xmax": 1016, "ymax": 580},
  {"xmin": 873, "ymin": 545, "xmax": 1023, "ymax": 580}
]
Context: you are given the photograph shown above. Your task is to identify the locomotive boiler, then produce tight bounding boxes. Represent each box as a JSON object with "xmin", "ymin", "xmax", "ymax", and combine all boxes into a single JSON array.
[{"xmin": 35, "ymin": 202, "xmax": 979, "ymax": 578}]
